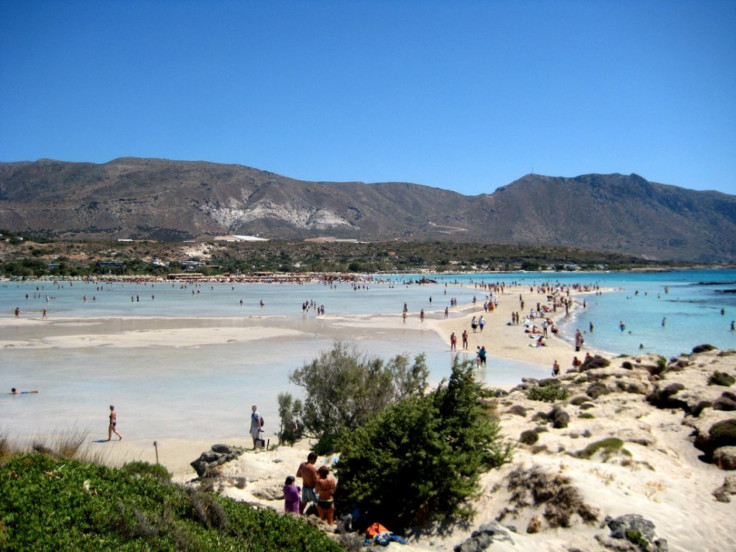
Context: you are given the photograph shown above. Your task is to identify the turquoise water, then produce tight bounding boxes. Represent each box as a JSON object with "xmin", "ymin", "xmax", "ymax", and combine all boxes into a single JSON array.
[
  {"xmin": 425, "ymin": 269, "xmax": 736, "ymax": 358},
  {"xmin": 1, "ymin": 269, "xmax": 734, "ymax": 443}
]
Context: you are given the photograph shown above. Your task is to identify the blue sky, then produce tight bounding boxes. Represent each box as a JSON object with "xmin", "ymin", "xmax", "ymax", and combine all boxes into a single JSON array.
[{"xmin": 1, "ymin": 1, "xmax": 734, "ymax": 196}]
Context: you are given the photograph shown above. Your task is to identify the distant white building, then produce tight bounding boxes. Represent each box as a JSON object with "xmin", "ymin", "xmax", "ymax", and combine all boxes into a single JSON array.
[{"xmin": 214, "ymin": 235, "xmax": 269, "ymax": 242}]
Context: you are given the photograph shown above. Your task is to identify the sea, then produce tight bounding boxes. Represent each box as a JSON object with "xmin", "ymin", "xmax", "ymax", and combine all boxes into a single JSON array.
[{"xmin": 1, "ymin": 269, "xmax": 735, "ymax": 445}]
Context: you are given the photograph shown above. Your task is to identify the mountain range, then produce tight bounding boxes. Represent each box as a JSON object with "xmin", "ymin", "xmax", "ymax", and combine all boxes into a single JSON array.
[{"xmin": 1, "ymin": 157, "xmax": 735, "ymax": 262}]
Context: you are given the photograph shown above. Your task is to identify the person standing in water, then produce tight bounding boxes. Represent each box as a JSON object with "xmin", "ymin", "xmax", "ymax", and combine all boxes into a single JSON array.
[{"xmin": 108, "ymin": 405, "xmax": 122, "ymax": 441}]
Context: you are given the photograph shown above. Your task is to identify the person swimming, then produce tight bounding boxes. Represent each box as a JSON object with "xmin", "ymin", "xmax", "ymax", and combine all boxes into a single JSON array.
[{"xmin": 11, "ymin": 388, "xmax": 39, "ymax": 394}]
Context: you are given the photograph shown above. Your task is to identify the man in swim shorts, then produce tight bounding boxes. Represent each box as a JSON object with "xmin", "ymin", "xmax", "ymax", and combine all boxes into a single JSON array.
[{"xmin": 296, "ymin": 451, "xmax": 319, "ymax": 514}]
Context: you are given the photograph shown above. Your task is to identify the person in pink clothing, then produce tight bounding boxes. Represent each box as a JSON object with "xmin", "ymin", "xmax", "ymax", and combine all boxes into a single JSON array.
[{"xmin": 283, "ymin": 475, "xmax": 301, "ymax": 514}]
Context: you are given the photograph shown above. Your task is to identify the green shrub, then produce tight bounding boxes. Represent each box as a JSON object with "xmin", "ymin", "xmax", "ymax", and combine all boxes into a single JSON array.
[
  {"xmin": 288, "ymin": 341, "xmax": 428, "ymax": 450},
  {"xmin": 121, "ymin": 461, "xmax": 172, "ymax": 481},
  {"xmin": 277, "ymin": 392, "xmax": 304, "ymax": 446},
  {"xmin": 519, "ymin": 430, "xmax": 539, "ymax": 445},
  {"xmin": 575, "ymin": 438, "xmax": 625, "ymax": 460},
  {"xmin": 335, "ymin": 358, "xmax": 513, "ymax": 532},
  {"xmin": 526, "ymin": 385, "xmax": 569, "ymax": 402},
  {"xmin": 0, "ymin": 453, "xmax": 343, "ymax": 551},
  {"xmin": 708, "ymin": 371, "xmax": 735, "ymax": 387}
]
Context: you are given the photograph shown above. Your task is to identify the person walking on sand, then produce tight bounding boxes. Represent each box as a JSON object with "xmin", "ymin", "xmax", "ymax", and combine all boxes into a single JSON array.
[
  {"xmin": 107, "ymin": 405, "xmax": 122, "ymax": 441},
  {"xmin": 450, "ymin": 332, "xmax": 457, "ymax": 351},
  {"xmin": 296, "ymin": 452, "xmax": 319, "ymax": 514},
  {"xmin": 315, "ymin": 465, "xmax": 337, "ymax": 525},
  {"xmin": 250, "ymin": 405, "xmax": 264, "ymax": 449},
  {"xmin": 462, "ymin": 329, "xmax": 469, "ymax": 350}
]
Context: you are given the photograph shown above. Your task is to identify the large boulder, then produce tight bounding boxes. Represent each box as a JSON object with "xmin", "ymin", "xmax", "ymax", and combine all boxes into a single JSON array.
[{"xmin": 190, "ymin": 444, "xmax": 245, "ymax": 478}]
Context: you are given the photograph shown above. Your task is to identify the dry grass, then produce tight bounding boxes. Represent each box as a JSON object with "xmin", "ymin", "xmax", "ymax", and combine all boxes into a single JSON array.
[{"xmin": 0, "ymin": 427, "xmax": 109, "ymax": 465}]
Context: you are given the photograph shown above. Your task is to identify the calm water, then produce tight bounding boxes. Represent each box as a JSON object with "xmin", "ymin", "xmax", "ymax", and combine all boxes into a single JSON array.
[
  {"xmin": 1, "ymin": 269, "xmax": 734, "ymax": 444},
  {"xmin": 427, "ymin": 269, "xmax": 736, "ymax": 358}
]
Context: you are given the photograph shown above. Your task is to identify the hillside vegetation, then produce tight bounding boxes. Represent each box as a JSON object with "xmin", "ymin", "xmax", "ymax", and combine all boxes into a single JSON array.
[{"xmin": 0, "ymin": 233, "xmax": 694, "ymax": 279}]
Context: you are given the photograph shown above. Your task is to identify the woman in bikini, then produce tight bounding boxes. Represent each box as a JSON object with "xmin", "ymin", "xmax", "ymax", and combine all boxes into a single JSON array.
[{"xmin": 108, "ymin": 405, "xmax": 122, "ymax": 441}]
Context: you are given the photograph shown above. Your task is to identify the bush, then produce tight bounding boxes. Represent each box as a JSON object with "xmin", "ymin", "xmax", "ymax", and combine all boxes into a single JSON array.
[
  {"xmin": 276, "ymin": 392, "xmax": 304, "ymax": 446},
  {"xmin": 575, "ymin": 438, "xmax": 625, "ymax": 460},
  {"xmin": 708, "ymin": 371, "xmax": 735, "ymax": 387},
  {"xmin": 526, "ymin": 384, "xmax": 569, "ymax": 402},
  {"xmin": 0, "ymin": 453, "xmax": 343, "ymax": 551},
  {"xmin": 288, "ymin": 341, "xmax": 428, "ymax": 450},
  {"xmin": 335, "ymin": 358, "xmax": 512, "ymax": 532},
  {"xmin": 519, "ymin": 429, "xmax": 539, "ymax": 445},
  {"xmin": 121, "ymin": 460, "xmax": 172, "ymax": 481}
]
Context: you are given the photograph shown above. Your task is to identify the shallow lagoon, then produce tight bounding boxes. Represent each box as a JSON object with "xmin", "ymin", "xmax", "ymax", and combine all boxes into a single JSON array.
[{"xmin": 1, "ymin": 269, "xmax": 734, "ymax": 444}]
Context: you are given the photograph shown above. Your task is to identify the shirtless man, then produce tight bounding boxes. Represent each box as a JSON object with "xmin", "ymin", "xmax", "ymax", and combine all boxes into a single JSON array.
[{"xmin": 296, "ymin": 452, "xmax": 319, "ymax": 514}]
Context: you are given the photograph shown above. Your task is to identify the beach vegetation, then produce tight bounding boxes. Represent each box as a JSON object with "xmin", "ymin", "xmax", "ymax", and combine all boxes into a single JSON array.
[
  {"xmin": 0, "ymin": 236, "xmax": 683, "ymax": 278},
  {"xmin": 0, "ymin": 452, "xmax": 344, "ymax": 552},
  {"xmin": 526, "ymin": 384, "xmax": 569, "ymax": 402},
  {"xmin": 708, "ymin": 371, "xmax": 735, "ymax": 387},
  {"xmin": 334, "ymin": 358, "xmax": 513, "ymax": 532},
  {"xmin": 519, "ymin": 429, "xmax": 540, "ymax": 445},
  {"xmin": 575, "ymin": 438, "xmax": 626, "ymax": 461},
  {"xmin": 276, "ymin": 392, "xmax": 305, "ymax": 446},
  {"xmin": 288, "ymin": 341, "xmax": 429, "ymax": 452}
]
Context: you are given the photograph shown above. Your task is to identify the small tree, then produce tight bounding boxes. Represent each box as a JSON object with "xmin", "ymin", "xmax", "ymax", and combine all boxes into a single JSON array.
[
  {"xmin": 277, "ymin": 392, "xmax": 304, "ymax": 446},
  {"xmin": 287, "ymin": 341, "xmax": 428, "ymax": 451},
  {"xmin": 335, "ymin": 358, "xmax": 513, "ymax": 532}
]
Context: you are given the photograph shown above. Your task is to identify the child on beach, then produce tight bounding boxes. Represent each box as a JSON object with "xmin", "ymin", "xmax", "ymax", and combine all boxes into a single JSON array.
[{"xmin": 283, "ymin": 475, "xmax": 301, "ymax": 514}]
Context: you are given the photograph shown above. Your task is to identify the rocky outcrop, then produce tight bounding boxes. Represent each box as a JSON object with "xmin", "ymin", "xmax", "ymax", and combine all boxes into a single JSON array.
[
  {"xmin": 712, "ymin": 474, "xmax": 736, "ymax": 503},
  {"xmin": 190, "ymin": 444, "xmax": 245, "ymax": 478},
  {"xmin": 453, "ymin": 522, "xmax": 515, "ymax": 552},
  {"xmin": 597, "ymin": 514, "xmax": 669, "ymax": 552}
]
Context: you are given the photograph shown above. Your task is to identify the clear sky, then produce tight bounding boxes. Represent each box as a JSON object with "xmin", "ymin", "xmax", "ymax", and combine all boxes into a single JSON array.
[{"xmin": 1, "ymin": 0, "xmax": 734, "ymax": 196}]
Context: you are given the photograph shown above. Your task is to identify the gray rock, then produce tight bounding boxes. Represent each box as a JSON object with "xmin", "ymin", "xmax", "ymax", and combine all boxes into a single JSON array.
[
  {"xmin": 453, "ymin": 521, "xmax": 514, "ymax": 552},
  {"xmin": 713, "ymin": 446, "xmax": 736, "ymax": 470},
  {"xmin": 190, "ymin": 444, "xmax": 245, "ymax": 478},
  {"xmin": 608, "ymin": 514, "xmax": 655, "ymax": 541},
  {"xmin": 712, "ymin": 474, "xmax": 736, "ymax": 503},
  {"xmin": 605, "ymin": 514, "xmax": 668, "ymax": 552},
  {"xmin": 714, "ymin": 395, "xmax": 736, "ymax": 411}
]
